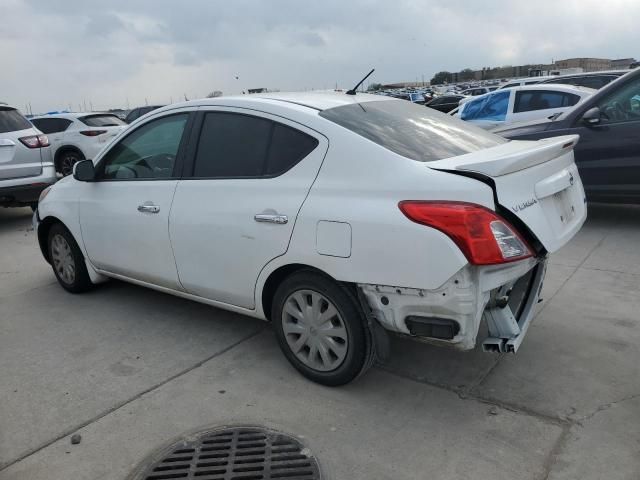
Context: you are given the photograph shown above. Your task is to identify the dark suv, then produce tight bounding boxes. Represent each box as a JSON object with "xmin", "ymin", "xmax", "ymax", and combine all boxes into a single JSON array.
[
  {"xmin": 495, "ymin": 68, "xmax": 640, "ymax": 204},
  {"xmin": 124, "ymin": 105, "xmax": 165, "ymax": 124},
  {"xmin": 537, "ymin": 70, "xmax": 628, "ymax": 90}
]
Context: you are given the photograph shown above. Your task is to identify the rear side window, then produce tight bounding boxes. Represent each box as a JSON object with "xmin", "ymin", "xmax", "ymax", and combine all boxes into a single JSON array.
[
  {"xmin": 31, "ymin": 118, "xmax": 73, "ymax": 134},
  {"xmin": 266, "ymin": 124, "xmax": 319, "ymax": 175},
  {"xmin": 0, "ymin": 108, "xmax": 32, "ymax": 133},
  {"xmin": 514, "ymin": 91, "xmax": 580, "ymax": 113},
  {"xmin": 320, "ymin": 99, "xmax": 505, "ymax": 162},
  {"xmin": 461, "ymin": 90, "xmax": 510, "ymax": 121},
  {"xmin": 79, "ymin": 114, "xmax": 126, "ymax": 127},
  {"xmin": 193, "ymin": 112, "xmax": 318, "ymax": 178}
]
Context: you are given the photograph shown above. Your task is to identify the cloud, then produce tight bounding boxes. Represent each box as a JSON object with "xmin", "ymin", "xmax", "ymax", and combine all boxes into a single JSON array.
[{"xmin": 2, "ymin": 0, "xmax": 639, "ymax": 112}]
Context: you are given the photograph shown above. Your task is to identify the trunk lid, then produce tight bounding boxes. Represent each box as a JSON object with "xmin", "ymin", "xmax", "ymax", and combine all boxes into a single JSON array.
[{"xmin": 428, "ymin": 135, "xmax": 587, "ymax": 253}]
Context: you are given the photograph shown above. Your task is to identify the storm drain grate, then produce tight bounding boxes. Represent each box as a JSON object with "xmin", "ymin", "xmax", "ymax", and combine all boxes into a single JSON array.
[{"xmin": 131, "ymin": 427, "xmax": 321, "ymax": 480}]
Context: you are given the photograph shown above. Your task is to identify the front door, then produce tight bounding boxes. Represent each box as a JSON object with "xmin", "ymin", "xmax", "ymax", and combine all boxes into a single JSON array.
[
  {"xmin": 169, "ymin": 108, "xmax": 327, "ymax": 309},
  {"xmin": 569, "ymin": 76, "xmax": 640, "ymax": 201},
  {"xmin": 79, "ymin": 111, "xmax": 192, "ymax": 289}
]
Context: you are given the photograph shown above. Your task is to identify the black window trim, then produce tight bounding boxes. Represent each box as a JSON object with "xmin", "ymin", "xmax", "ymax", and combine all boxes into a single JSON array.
[
  {"xmin": 182, "ymin": 108, "xmax": 322, "ymax": 181},
  {"xmin": 92, "ymin": 111, "xmax": 196, "ymax": 182}
]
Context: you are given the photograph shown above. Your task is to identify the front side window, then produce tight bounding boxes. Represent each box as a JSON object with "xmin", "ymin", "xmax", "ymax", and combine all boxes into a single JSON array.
[
  {"xmin": 193, "ymin": 112, "xmax": 318, "ymax": 178},
  {"xmin": 461, "ymin": 90, "xmax": 510, "ymax": 121},
  {"xmin": 597, "ymin": 77, "xmax": 640, "ymax": 124},
  {"xmin": 98, "ymin": 114, "xmax": 188, "ymax": 180},
  {"xmin": 514, "ymin": 91, "xmax": 580, "ymax": 113}
]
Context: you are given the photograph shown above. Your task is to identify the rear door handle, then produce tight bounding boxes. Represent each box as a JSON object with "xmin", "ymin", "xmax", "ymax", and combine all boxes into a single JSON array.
[
  {"xmin": 138, "ymin": 204, "xmax": 160, "ymax": 214},
  {"xmin": 254, "ymin": 214, "xmax": 288, "ymax": 224}
]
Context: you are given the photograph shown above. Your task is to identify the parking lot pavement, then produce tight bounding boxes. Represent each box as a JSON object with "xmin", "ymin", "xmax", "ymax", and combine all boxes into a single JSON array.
[{"xmin": 1, "ymin": 204, "xmax": 639, "ymax": 479}]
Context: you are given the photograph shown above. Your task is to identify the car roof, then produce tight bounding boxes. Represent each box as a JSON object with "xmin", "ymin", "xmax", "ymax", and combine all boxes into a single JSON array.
[
  {"xmin": 153, "ymin": 91, "xmax": 395, "ymax": 114},
  {"xmin": 30, "ymin": 112, "xmax": 119, "ymax": 120},
  {"xmin": 509, "ymin": 84, "xmax": 596, "ymax": 94}
]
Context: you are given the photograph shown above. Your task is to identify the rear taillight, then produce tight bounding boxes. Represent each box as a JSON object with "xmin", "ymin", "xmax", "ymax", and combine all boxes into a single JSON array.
[
  {"xmin": 398, "ymin": 201, "xmax": 533, "ymax": 265},
  {"xmin": 79, "ymin": 130, "xmax": 107, "ymax": 137},
  {"xmin": 19, "ymin": 134, "xmax": 49, "ymax": 148}
]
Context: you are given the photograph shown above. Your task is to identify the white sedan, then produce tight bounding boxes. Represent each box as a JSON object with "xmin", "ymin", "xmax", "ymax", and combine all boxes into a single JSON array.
[
  {"xmin": 453, "ymin": 84, "xmax": 595, "ymax": 130},
  {"xmin": 34, "ymin": 93, "xmax": 586, "ymax": 385}
]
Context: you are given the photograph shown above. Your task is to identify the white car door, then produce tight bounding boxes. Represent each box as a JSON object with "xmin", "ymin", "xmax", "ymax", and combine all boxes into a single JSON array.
[
  {"xmin": 78, "ymin": 110, "xmax": 193, "ymax": 290},
  {"xmin": 169, "ymin": 108, "xmax": 328, "ymax": 309}
]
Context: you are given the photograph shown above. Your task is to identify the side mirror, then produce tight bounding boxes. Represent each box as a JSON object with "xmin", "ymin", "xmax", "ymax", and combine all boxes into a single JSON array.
[
  {"xmin": 581, "ymin": 107, "xmax": 601, "ymax": 125},
  {"xmin": 73, "ymin": 159, "xmax": 96, "ymax": 182}
]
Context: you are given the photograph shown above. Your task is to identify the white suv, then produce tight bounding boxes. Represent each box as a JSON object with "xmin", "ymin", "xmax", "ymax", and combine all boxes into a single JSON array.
[
  {"xmin": 30, "ymin": 113, "xmax": 127, "ymax": 176},
  {"xmin": 0, "ymin": 104, "xmax": 56, "ymax": 209},
  {"xmin": 35, "ymin": 93, "xmax": 586, "ymax": 385}
]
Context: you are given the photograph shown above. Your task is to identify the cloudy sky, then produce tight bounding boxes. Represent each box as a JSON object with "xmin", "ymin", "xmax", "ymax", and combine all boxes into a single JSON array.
[{"xmin": 2, "ymin": 0, "xmax": 638, "ymax": 113}]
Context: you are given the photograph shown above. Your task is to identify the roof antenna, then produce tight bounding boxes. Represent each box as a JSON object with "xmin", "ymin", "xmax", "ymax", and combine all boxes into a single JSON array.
[{"xmin": 346, "ymin": 68, "xmax": 375, "ymax": 95}]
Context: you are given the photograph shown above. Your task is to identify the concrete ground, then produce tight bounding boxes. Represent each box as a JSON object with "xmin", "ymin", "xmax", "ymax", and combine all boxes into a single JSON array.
[{"xmin": 0, "ymin": 204, "xmax": 638, "ymax": 480}]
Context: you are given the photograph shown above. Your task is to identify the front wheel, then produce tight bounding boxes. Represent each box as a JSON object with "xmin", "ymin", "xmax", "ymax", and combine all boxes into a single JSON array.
[
  {"xmin": 48, "ymin": 223, "xmax": 93, "ymax": 293},
  {"xmin": 272, "ymin": 271, "xmax": 372, "ymax": 386}
]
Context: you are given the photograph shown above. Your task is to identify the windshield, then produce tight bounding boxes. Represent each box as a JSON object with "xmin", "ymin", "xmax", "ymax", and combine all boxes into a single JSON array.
[
  {"xmin": 79, "ymin": 114, "xmax": 126, "ymax": 127},
  {"xmin": 319, "ymin": 99, "xmax": 506, "ymax": 162}
]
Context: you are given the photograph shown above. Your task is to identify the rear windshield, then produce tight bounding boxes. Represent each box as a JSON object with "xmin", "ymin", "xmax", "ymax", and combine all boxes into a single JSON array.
[
  {"xmin": 79, "ymin": 114, "xmax": 126, "ymax": 127},
  {"xmin": 319, "ymin": 100, "xmax": 505, "ymax": 162},
  {"xmin": 0, "ymin": 108, "xmax": 32, "ymax": 133}
]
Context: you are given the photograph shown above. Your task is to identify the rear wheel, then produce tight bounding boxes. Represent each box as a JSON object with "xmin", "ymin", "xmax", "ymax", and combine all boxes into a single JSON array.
[
  {"xmin": 272, "ymin": 271, "xmax": 372, "ymax": 386},
  {"xmin": 48, "ymin": 223, "xmax": 92, "ymax": 293},
  {"xmin": 57, "ymin": 150, "xmax": 83, "ymax": 176}
]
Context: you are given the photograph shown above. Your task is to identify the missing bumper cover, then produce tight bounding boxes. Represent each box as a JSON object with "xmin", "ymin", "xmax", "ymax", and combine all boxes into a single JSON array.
[{"xmin": 405, "ymin": 316, "xmax": 460, "ymax": 340}]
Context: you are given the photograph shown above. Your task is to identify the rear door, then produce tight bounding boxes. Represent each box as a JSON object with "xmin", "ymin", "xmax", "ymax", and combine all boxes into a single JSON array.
[
  {"xmin": 31, "ymin": 117, "xmax": 73, "ymax": 159},
  {"xmin": 0, "ymin": 107, "xmax": 42, "ymax": 180},
  {"xmin": 510, "ymin": 90, "xmax": 581, "ymax": 124},
  {"xmin": 169, "ymin": 108, "xmax": 327, "ymax": 309}
]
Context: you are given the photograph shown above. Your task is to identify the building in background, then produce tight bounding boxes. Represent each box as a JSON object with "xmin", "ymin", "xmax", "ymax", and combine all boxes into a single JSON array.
[{"xmin": 554, "ymin": 57, "xmax": 612, "ymax": 71}]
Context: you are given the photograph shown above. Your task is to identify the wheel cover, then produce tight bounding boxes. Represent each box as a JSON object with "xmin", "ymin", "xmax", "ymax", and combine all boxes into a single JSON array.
[
  {"xmin": 60, "ymin": 154, "xmax": 77, "ymax": 176},
  {"xmin": 282, "ymin": 289, "xmax": 348, "ymax": 372},
  {"xmin": 51, "ymin": 234, "xmax": 76, "ymax": 284}
]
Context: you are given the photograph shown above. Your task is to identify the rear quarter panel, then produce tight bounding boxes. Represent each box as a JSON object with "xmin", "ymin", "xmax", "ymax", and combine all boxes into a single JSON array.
[{"xmin": 255, "ymin": 121, "xmax": 497, "ymax": 314}]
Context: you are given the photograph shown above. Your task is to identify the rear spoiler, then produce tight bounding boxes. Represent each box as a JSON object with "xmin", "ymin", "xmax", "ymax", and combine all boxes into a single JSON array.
[{"xmin": 428, "ymin": 135, "xmax": 580, "ymax": 177}]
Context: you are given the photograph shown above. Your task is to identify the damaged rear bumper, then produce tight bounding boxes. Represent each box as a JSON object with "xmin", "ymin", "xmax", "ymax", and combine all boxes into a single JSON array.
[{"xmin": 358, "ymin": 257, "xmax": 546, "ymax": 353}]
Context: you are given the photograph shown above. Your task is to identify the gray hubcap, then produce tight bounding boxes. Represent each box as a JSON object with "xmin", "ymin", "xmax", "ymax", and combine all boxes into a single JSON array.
[
  {"xmin": 282, "ymin": 290, "xmax": 348, "ymax": 372},
  {"xmin": 51, "ymin": 234, "xmax": 75, "ymax": 285},
  {"xmin": 60, "ymin": 155, "xmax": 77, "ymax": 176}
]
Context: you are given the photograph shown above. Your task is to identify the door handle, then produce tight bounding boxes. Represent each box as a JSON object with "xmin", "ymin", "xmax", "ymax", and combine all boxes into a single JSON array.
[
  {"xmin": 138, "ymin": 204, "xmax": 160, "ymax": 214},
  {"xmin": 254, "ymin": 213, "xmax": 288, "ymax": 224}
]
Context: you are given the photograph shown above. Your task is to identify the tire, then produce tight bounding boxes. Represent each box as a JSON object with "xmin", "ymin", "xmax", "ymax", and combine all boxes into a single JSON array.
[
  {"xmin": 57, "ymin": 150, "xmax": 83, "ymax": 177},
  {"xmin": 272, "ymin": 270, "xmax": 372, "ymax": 386},
  {"xmin": 47, "ymin": 223, "xmax": 93, "ymax": 293}
]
